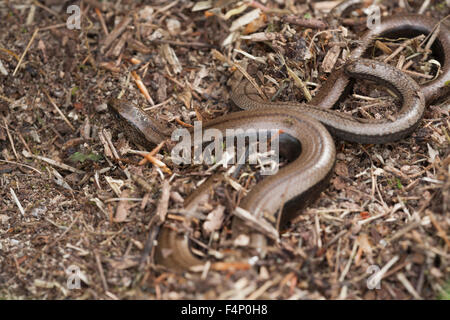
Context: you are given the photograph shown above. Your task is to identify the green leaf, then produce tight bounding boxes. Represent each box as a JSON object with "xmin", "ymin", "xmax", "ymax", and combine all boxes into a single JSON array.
[
  {"xmin": 69, "ymin": 152, "xmax": 102, "ymax": 163},
  {"xmin": 266, "ymin": 22, "xmax": 276, "ymax": 33},
  {"xmin": 438, "ymin": 280, "xmax": 450, "ymax": 300},
  {"xmin": 71, "ymin": 86, "xmax": 79, "ymax": 96},
  {"xmin": 87, "ymin": 153, "xmax": 102, "ymax": 161}
]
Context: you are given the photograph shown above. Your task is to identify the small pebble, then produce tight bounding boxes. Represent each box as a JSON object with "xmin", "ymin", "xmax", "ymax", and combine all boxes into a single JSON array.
[{"xmin": 0, "ymin": 59, "xmax": 8, "ymax": 75}]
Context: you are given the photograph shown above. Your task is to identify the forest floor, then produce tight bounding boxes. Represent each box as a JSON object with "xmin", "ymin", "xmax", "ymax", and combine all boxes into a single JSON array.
[{"xmin": 0, "ymin": 0, "xmax": 449, "ymax": 299}]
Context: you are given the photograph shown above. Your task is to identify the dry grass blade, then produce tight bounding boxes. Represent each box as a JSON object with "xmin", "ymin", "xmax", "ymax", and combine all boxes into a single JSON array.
[{"xmin": 13, "ymin": 28, "xmax": 39, "ymax": 76}]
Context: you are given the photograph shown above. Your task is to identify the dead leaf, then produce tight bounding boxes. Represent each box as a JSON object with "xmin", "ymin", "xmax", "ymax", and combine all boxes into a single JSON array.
[
  {"xmin": 203, "ymin": 205, "xmax": 225, "ymax": 234},
  {"xmin": 178, "ymin": 85, "xmax": 192, "ymax": 109},
  {"xmin": 230, "ymin": 8, "xmax": 261, "ymax": 32},
  {"xmin": 427, "ymin": 143, "xmax": 439, "ymax": 162},
  {"xmin": 243, "ymin": 12, "xmax": 267, "ymax": 34},
  {"xmin": 114, "ymin": 190, "xmax": 130, "ymax": 222},
  {"xmin": 161, "ymin": 43, "xmax": 182, "ymax": 74},
  {"xmin": 356, "ymin": 233, "xmax": 373, "ymax": 256}
]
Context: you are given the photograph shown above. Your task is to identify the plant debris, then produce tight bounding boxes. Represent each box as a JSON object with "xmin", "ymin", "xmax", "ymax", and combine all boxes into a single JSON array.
[{"xmin": 0, "ymin": 0, "xmax": 448, "ymax": 300}]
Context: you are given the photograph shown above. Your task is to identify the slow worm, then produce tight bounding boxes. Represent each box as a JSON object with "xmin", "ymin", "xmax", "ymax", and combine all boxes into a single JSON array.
[
  {"xmin": 108, "ymin": 13, "xmax": 449, "ymax": 271},
  {"xmin": 312, "ymin": 14, "xmax": 450, "ymax": 108}
]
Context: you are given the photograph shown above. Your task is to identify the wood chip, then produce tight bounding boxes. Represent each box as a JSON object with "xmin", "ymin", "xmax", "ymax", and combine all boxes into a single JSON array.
[
  {"xmin": 113, "ymin": 190, "xmax": 130, "ymax": 222},
  {"xmin": 161, "ymin": 44, "xmax": 182, "ymax": 74},
  {"xmin": 322, "ymin": 45, "xmax": 341, "ymax": 73},
  {"xmin": 203, "ymin": 205, "xmax": 225, "ymax": 234}
]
